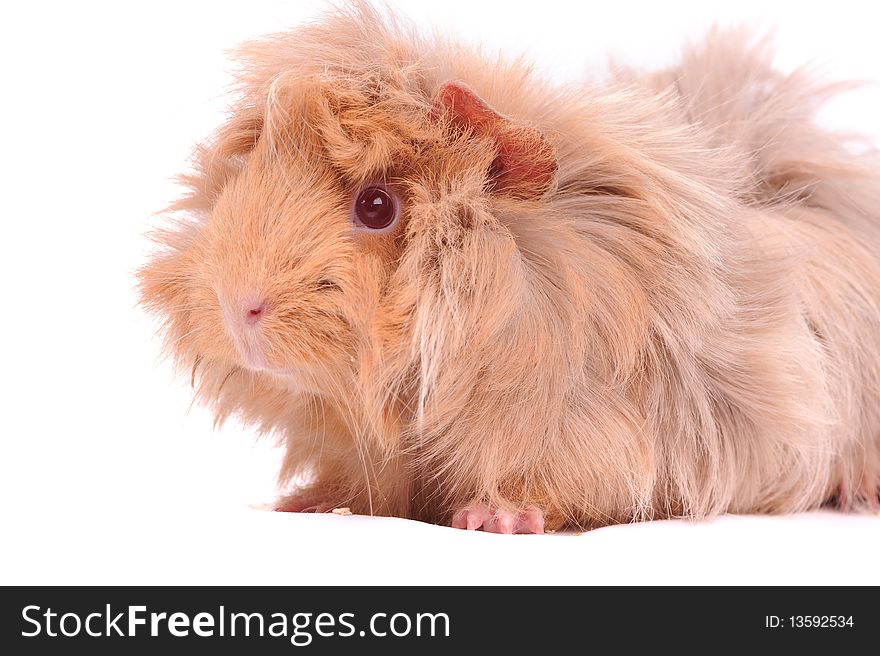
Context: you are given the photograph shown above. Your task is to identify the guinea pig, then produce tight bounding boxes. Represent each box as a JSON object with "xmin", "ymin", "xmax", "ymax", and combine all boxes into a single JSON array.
[{"xmin": 138, "ymin": 1, "xmax": 880, "ymax": 533}]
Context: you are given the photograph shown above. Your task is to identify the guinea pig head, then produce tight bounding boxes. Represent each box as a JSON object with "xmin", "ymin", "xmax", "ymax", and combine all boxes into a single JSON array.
[{"xmin": 139, "ymin": 71, "xmax": 558, "ymax": 429}]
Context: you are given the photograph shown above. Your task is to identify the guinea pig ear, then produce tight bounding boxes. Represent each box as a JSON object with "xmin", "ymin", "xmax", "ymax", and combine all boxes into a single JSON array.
[{"xmin": 430, "ymin": 81, "xmax": 557, "ymax": 200}]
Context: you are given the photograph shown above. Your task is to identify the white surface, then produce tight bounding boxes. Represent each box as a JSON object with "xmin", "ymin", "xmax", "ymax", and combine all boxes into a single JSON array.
[
  {"xmin": 4, "ymin": 509, "xmax": 880, "ymax": 585},
  {"xmin": 1, "ymin": 1, "xmax": 879, "ymax": 586}
]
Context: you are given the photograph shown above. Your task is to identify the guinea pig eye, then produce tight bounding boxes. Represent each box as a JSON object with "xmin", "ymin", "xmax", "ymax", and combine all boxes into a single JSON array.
[{"xmin": 351, "ymin": 184, "xmax": 400, "ymax": 232}]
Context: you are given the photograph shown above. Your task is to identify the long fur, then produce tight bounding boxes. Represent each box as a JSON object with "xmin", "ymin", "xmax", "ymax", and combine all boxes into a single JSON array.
[{"xmin": 138, "ymin": 2, "xmax": 880, "ymax": 529}]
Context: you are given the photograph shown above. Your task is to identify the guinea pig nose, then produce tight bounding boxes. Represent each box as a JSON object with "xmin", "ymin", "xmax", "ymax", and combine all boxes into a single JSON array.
[{"xmin": 243, "ymin": 299, "xmax": 268, "ymax": 325}]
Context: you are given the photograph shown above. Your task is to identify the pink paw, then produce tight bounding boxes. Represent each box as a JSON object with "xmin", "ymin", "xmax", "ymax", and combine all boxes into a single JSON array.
[
  {"xmin": 274, "ymin": 494, "xmax": 333, "ymax": 513},
  {"xmin": 832, "ymin": 474, "xmax": 880, "ymax": 511},
  {"xmin": 451, "ymin": 504, "xmax": 544, "ymax": 534}
]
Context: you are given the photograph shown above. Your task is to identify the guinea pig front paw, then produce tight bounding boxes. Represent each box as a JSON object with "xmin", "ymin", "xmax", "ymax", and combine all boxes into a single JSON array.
[
  {"xmin": 832, "ymin": 473, "xmax": 880, "ymax": 511},
  {"xmin": 450, "ymin": 503, "xmax": 544, "ymax": 534},
  {"xmin": 274, "ymin": 491, "xmax": 336, "ymax": 514}
]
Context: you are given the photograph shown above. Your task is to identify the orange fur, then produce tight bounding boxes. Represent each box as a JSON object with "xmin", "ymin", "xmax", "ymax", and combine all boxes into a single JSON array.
[{"xmin": 138, "ymin": 3, "xmax": 880, "ymax": 529}]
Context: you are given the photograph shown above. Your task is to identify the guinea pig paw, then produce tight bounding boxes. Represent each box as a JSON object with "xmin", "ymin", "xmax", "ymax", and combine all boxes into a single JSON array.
[
  {"xmin": 860, "ymin": 475, "xmax": 880, "ymax": 510},
  {"xmin": 274, "ymin": 494, "xmax": 333, "ymax": 514},
  {"xmin": 451, "ymin": 504, "xmax": 545, "ymax": 534}
]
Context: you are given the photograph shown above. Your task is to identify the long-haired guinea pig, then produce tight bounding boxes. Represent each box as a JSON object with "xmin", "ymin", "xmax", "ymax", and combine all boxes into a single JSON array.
[{"xmin": 138, "ymin": 2, "xmax": 880, "ymax": 533}]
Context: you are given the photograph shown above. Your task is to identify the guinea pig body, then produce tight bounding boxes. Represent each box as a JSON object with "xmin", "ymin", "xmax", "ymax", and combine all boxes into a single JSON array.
[{"xmin": 139, "ymin": 3, "xmax": 880, "ymax": 532}]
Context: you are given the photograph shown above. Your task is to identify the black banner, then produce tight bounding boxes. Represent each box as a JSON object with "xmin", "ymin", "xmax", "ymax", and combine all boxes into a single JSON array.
[{"xmin": 1, "ymin": 586, "xmax": 874, "ymax": 653}]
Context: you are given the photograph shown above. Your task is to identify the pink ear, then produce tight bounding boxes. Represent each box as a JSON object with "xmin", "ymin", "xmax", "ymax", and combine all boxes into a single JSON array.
[{"xmin": 431, "ymin": 82, "xmax": 557, "ymax": 200}]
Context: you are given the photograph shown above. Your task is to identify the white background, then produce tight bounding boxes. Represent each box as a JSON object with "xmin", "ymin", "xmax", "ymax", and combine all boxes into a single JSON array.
[{"xmin": 1, "ymin": 0, "xmax": 879, "ymax": 585}]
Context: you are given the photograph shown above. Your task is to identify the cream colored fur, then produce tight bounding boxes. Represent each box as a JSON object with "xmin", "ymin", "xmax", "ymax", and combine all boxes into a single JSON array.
[{"xmin": 138, "ymin": 3, "xmax": 880, "ymax": 529}]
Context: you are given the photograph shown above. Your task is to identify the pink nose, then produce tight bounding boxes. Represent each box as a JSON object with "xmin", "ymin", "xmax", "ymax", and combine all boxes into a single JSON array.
[{"xmin": 243, "ymin": 300, "xmax": 267, "ymax": 325}]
